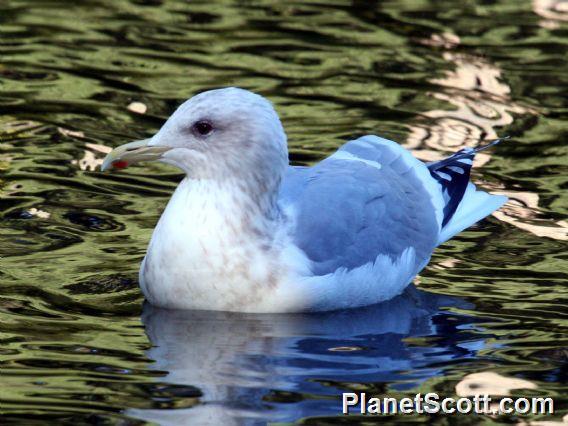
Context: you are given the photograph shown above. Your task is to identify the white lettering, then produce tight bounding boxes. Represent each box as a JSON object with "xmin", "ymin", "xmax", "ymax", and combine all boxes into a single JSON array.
[
  {"xmin": 457, "ymin": 397, "xmax": 472, "ymax": 413},
  {"xmin": 424, "ymin": 392, "xmax": 440, "ymax": 413},
  {"xmin": 340, "ymin": 393, "xmax": 554, "ymax": 416},
  {"xmin": 342, "ymin": 393, "xmax": 358, "ymax": 414},
  {"xmin": 399, "ymin": 398, "xmax": 413, "ymax": 414},
  {"xmin": 442, "ymin": 397, "xmax": 455, "ymax": 413},
  {"xmin": 367, "ymin": 398, "xmax": 381, "ymax": 414},
  {"xmin": 383, "ymin": 397, "xmax": 397, "ymax": 414},
  {"xmin": 532, "ymin": 397, "xmax": 553, "ymax": 414},
  {"xmin": 501, "ymin": 397, "xmax": 514, "ymax": 414}
]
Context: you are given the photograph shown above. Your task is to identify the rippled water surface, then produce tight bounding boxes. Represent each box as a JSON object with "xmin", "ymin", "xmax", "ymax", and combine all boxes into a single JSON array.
[{"xmin": 1, "ymin": 0, "xmax": 567, "ymax": 424}]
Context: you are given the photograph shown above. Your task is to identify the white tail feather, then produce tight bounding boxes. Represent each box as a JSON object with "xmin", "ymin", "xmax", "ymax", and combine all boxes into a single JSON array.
[{"xmin": 438, "ymin": 183, "xmax": 507, "ymax": 245}]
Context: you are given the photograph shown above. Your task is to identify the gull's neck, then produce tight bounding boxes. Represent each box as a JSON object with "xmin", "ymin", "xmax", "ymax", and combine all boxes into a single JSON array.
[{"xmin": 170, "ymin": 176, "xmax": 284, "ymax": 242}]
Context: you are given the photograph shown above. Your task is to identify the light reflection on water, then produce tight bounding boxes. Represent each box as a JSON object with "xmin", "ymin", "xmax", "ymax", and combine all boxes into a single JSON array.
[
  {"xmin": 404, "ymin": 43, "xmax": 567, "ymax": 241},
  {"xmin": 1, "ymin": 0, "xmax": 567, "ymax": 424}
]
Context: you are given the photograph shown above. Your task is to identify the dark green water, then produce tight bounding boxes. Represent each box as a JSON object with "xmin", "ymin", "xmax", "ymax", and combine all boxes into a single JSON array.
[{"xmin": 1, "ymin": 0, "xmax": 566, "ymax": 424}]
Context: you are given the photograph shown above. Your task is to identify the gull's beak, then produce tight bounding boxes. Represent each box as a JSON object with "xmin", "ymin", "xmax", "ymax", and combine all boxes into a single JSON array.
[{"xmin": 101, "ymin": 138, "xmax": 172, "ymax": 171}]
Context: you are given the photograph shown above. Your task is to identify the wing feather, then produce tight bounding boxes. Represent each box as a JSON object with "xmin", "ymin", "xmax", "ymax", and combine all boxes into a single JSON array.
[{"xmin": 280, "ymin": 136, "xmax": 439, "ymax": 276}]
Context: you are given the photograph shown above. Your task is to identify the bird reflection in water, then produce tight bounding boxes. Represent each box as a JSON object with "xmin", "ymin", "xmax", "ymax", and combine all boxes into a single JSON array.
[{"xmin": 127, "ymin": 288, "xmax": 488, "ymax": 425}]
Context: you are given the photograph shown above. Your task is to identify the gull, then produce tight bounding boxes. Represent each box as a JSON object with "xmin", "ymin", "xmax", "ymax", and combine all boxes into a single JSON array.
[{"xmin": 102, "ymin": 87, "xmax": 507, "ymax": 313}]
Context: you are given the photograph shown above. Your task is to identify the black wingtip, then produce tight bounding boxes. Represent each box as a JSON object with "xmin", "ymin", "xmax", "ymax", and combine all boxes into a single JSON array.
[
  {"xmin": 473, "ymin": 135, "xmax": 510, "ymax": 153},
  {"xmin": 442, "ymin": 135, "xmax": 510, "ymax": 164},
  {"xmin": 428, "ymin": 135, "xmax": 509, "ymax": 227}
]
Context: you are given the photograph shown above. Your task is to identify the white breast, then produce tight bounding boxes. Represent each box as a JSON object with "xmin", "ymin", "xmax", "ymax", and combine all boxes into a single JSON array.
[{"xmin": 139, "ymin": 178, "xmax": 310, "ymax": 312}]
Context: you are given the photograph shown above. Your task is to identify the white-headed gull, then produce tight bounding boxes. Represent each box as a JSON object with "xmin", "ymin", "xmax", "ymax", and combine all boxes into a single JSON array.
[{"xmin": 102, "ymin": 87, "xmax": 507, "ymax": 313}]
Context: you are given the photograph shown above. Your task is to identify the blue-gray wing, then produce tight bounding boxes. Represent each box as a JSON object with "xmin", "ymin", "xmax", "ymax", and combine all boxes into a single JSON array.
[{"xmin": 279, "ymin": 136, "xmax": 441, "ymax": 276}]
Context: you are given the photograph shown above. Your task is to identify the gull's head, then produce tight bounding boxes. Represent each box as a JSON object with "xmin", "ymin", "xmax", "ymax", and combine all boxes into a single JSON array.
[{"xmin": 103, "ymin": 88, "xmax": 288, "ymax": 186}]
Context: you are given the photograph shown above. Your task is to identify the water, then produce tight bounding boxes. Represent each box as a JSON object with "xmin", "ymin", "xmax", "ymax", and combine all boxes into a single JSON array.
[{"xmin": 1, "ymin": 0, "xmax": 566, "ymax": 424}]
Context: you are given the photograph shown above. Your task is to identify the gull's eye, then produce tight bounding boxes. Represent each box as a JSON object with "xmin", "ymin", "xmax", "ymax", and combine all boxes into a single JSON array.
[{"xmin": 193, "ymin": 120, "xmax": 213, "ymax": 136}]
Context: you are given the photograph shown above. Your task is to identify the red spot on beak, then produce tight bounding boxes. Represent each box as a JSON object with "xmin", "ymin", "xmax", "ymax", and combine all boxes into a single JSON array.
[{"xmin": 112, "ymin": 160, "xmax": 129, "ymax": 169}]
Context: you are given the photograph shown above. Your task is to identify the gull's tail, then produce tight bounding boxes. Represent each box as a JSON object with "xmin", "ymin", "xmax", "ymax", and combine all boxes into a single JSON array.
[{"xmin": 428, "ymin": 137, "xmax": 509, "ymax": 244}]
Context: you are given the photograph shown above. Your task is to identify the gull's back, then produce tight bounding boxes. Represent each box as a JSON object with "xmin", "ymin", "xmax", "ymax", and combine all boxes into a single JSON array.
[
  {"xmin": 280, "ymin": 136, "xmax": 440, "ymax": 276},
  {"xmin": 279, "ymin": 135, "xmax": 506, "ymax": 311}
]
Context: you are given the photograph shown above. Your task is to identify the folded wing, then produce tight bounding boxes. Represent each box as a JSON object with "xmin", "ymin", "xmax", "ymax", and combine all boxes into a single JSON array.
[{"xmin": 280, "ymin": 135, "xmax": 441, "ymax": 276}]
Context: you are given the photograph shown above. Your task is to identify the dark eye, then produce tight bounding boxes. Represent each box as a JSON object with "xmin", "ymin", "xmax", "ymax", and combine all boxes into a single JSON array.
[{"xmin": 193, "ymin": 120, "xmax": 213, "ymax": 136}]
